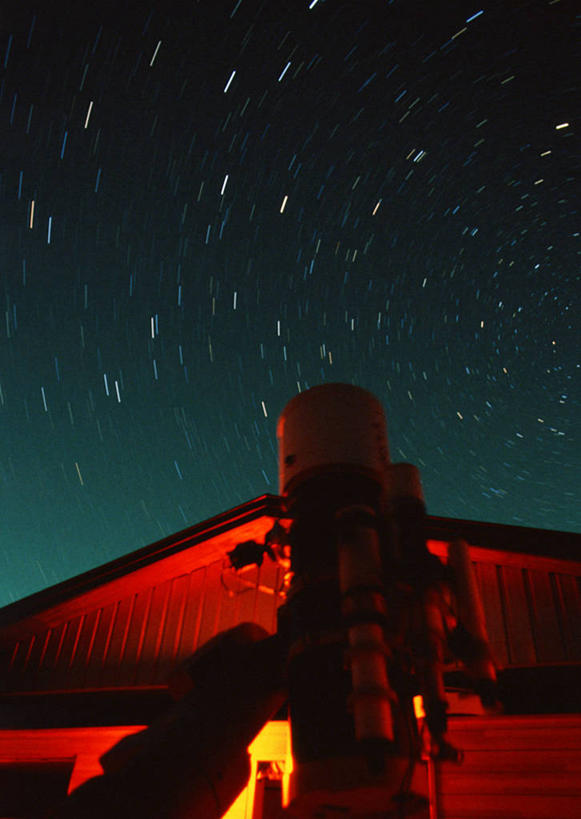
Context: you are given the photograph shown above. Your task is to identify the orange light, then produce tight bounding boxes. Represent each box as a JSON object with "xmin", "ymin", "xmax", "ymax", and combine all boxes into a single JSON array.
[
  {"xmin": 413, "ymin": 695, "xmax": 425, "ymax": 719},
  {"xmin": 221, "ymin": 721, "xmax": 292, "ymax": 819}
]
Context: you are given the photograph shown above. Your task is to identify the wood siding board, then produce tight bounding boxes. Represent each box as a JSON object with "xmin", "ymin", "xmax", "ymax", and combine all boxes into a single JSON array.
[
  {"xmin": 78, "ymin": 608, "xmax": 102, "ymax": 689},
  {"xmin": 116, "ymin": 590, "xmax": 153, "ymax": 687},
  {"xmin": 66, "ymin": 609, "xmax": 100, "ymax": 689},
  {"xmin": 152, "ymin": 574, "xmax": 191, "ymax": 685},
  {"xmin": 3, "ymin": 641, "xmax": 23, "ymax": 691},
  {"xmin": 118, "ymin": 595, "xmax": 137, "ymax": 666},
  {"xmin": 36, "ymin": 630, "xmax": 52, "ymax": 673},
  {"xmin": 17, "ymin": 629, "xmax": 50, "ymax": 692},
  {"xmin": 439, "ymin": 770, "xmax": 581, "ymax": 795},
  {"xmin": 67, "ymin": 614, "xmax": 86, "ymax": 670},
  {"xmin": 30, "ymin": 616, "xmax": 82, "ymax": 693},
  {"xmin": 133, "ymin": 581, "xmax": 171, "ymax": 680},
  {"xmin": 474, "ymin": 563, "xmax": 509, "ymax": 667},
  {"xmin": 99, "ymin": 596, "xmax": 135, "ymax": 687},
  {"xmin": 196, "ymin": 561, "xmax": 224, "ymax": 649},
  {"xmin": 216, "ymin": 575, "xmax": 238, "ymax": 635},
  {"xmin": 151, "ymin": 581, "xmax": 172, "ymax": 666},
  {"xmin": 254, "ymin": 591, "xmax": 278, "ymax": 636},
  {"xmin": 8, "ymin": 640, "xmax": 22, "ymax": 670},
  {"xmin": 22, "ymin": 634, "xmax": 37, "ymax": 672},
  {"xmin": 440, "ymin": 716, "xmax": 581, "ymax": 818},
  {"xmin": 55, "ymin": 616, "xmax": 83, "ymax": 676},
  {"xmin": 39, "ymin": 625, "xmax": 66, "ymax": 672},
  {"xmin": 527, "ymin": 570, "xmax": 565, "ymax": 663},
  {"xmin": 236, "ymin": 565, "xmax": 259, "ymax": 627},
  {"xmin": 447, "ymin": 720, "xmax": 581, "ymax": 750},
  {"xmin": 169, "ymin": 575, "xmax": 190, "ymax": 662},
  {"xmin": 11, "ymin": 635, "xmax": 38, "ymax": 692},
  {"xmin": 175, "ymin": 567, "xmax": 206, "ymax": 662},
  {"xmin": 449, "ymin": 748, "xmax": 581, "ymax": 773},
  {"xmin": 439, "ymin": 793, "xmax": 581, "ymax": 819},
  {"xmin": 556, "ymin": 574, "xmax": 581, "ymax": 661},
  {"xmin": 32, "ymin": 624, "xmax": 65, "ymax": 691},
  {"xmin": 83, "ymin": 604, "xmax": 115, "ymax": 687},
  {"xmin": 72, "ymin": 609, "xmax": 99, "ymax": 670},
  {"xmin": 499, "ymin": 566, "xmax": 536, "ymax": 666},
  {"xmin": 132, "ymin": 588, "xmax": 155, "ymax": 684}
]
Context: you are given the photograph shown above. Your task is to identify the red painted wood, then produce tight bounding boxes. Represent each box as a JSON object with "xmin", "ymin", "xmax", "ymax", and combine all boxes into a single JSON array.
[
  {"xmin": 116, "ymin": 589, "xmax": 153, "ymax": 687},
  {"xmin": 68, "ymin": 608, "xmax": 100, "ymax": 688},
  {"xmin": 474, "ymin": 562, "xmax": 509, "ymax": 667},
  {"xmin": 56, "ymin": 615, "xmax": 84, "ymax": 675},
  {"xmin": 438, "ymin": 716, "xmax": 581, "ymax": 818},
  {"xmin": 556, "ymin": 574, "xmax": 581, "ymax": 660},
  {"xmin": 439, "ymin": 793, "xmax": 581, "ymax": 819},
  {"xmin": 83, "ymin": 603, "xmax": 115, "ymax": 687},
  {"xmin": 196, "ymin": 561, "xmax": 224, "ymax": 648},
  {"xmin": 151, "ymin": 573, "xmax": 191, "ymax": 684},
  {"xmin": 499, "ymin": 566, "xmax": 536, "ymax": 665},
  {"xmin": 527, "ymin": 569, "xmax": 564, "ymax": 663},
  {"xmin": 133, "ymin": 581, "xmax": 172, "ymax": 684},
  {"xmin": 175, "ymin": 567, "xmax": 206, "ymax": 662}
]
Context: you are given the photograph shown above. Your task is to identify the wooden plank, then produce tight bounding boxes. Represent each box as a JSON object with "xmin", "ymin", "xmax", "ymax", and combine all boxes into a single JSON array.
[
  {"xmin": 175, "ymin": 567, "xmax": 206, "ymax": 662},
  {"xmin": 216, "ymin": 570, "xmax": 239, "ymax": 635},
  {"xmin": 448, "ymin": 721, "xmax": 581, "ymax": 751},
  {"xmin": 3, "ymin": 640, "xmax": 29, "ymax": 692},
  {"xmin": 134, "ymin": 581, "xmax": 172, "ymax": 685},
  {"xmin": 116, "ymin": 589, "xmax": 153, "ymax": 687},
  {"xmin": 67, "ymin": 609, "xmax": 101, "ymax": 689},
  {"xmin": 33, "ymin": 624, "xmax": 67, "ymax": 690},
  {"xmin": 254, "ymin": 590, "xmax": 278, "ymax": 637},
  {"xmin": 439, "ymin": 770, "xmax": 581, "ymax": 795},
  {"xmin": 99, "ymin": 597, "xmax": 134, "ymax": 687},
  {"xmin": 83, "ymin": 605, "xmax": 113, "ymax": 688},
  {"xmin": 499, "ymin": 566, "xmax": 535, "ymax": 665},
  {"xmin": 18, "ymin": 630, "xmax": 51, "ymax": 691},
  {"xmin": 556, "ymin": 574, "xmax": 581, "ymax": 660},
  {"xmin": 152, "ymin": 574, "xmax": 191, "ymax": 684},
  {"xmin": 474, "ymin": 562, "xmax": 509, "ymax": 667},
  {"xmin": 236, "ymin": 565, "xmax": 259, "ymax": 627},
  {"xmin": 55, "ymin": 616, "xmax": 85, "ymax": 677},
  {"xmin": 448, "ymin": 748, "xmax": 581, "ymax": 773},
  {"xmin": 439, "ymin": 793, "xmax": 581, "ymax": 819},
  {"xmin": 196, "ymin": 561, "xmax": 224, "ymax": 648},
  {"xmin": 39, "ymin": 624, "xmax": 66, "ymax": 672},
  {"xmin": 526, "ymin": 570, "xmax": 564, "ymax": 663}
]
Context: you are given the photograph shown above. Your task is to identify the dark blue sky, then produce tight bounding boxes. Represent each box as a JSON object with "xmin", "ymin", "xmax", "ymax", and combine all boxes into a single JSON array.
[{"xmin": 1, "ymin": 0, "xmax": 579, "ymax": 605}]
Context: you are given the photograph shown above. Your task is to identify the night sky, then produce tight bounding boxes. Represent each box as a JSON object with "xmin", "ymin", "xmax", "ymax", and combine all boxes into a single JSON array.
[{"xmin": 1, "ymin": 0, "xmax": 579, "ymax": 606}]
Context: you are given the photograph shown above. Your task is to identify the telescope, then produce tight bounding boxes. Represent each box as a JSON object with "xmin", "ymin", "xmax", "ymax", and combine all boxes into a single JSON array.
[{"xmin": 54, "ymin": 384, "xmax": 497, "ymax": 818}]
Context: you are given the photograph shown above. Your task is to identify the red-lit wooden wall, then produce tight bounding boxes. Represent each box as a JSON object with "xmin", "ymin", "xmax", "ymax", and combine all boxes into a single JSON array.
[
  {"xmin": 3, "ymin": 558, "xmax": 282, "ymax": 694},
  {"xmin": 2, "ymin": 537, "xmax": 580, "ymax": 696},
  {"xmin": 438, "ymin": 714, "xmax": 581, "ymax": 819}
]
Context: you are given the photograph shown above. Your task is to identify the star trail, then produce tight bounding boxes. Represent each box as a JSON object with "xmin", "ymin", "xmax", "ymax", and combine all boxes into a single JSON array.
[{"xmin": 0, "ymin": 0, "xmax": 579, "ymax": 605}]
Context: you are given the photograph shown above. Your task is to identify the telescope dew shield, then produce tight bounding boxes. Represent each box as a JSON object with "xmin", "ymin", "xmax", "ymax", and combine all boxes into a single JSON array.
[{"xmin": 277, "ymin": 383, "xmax": 390, "ymax": 502}]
